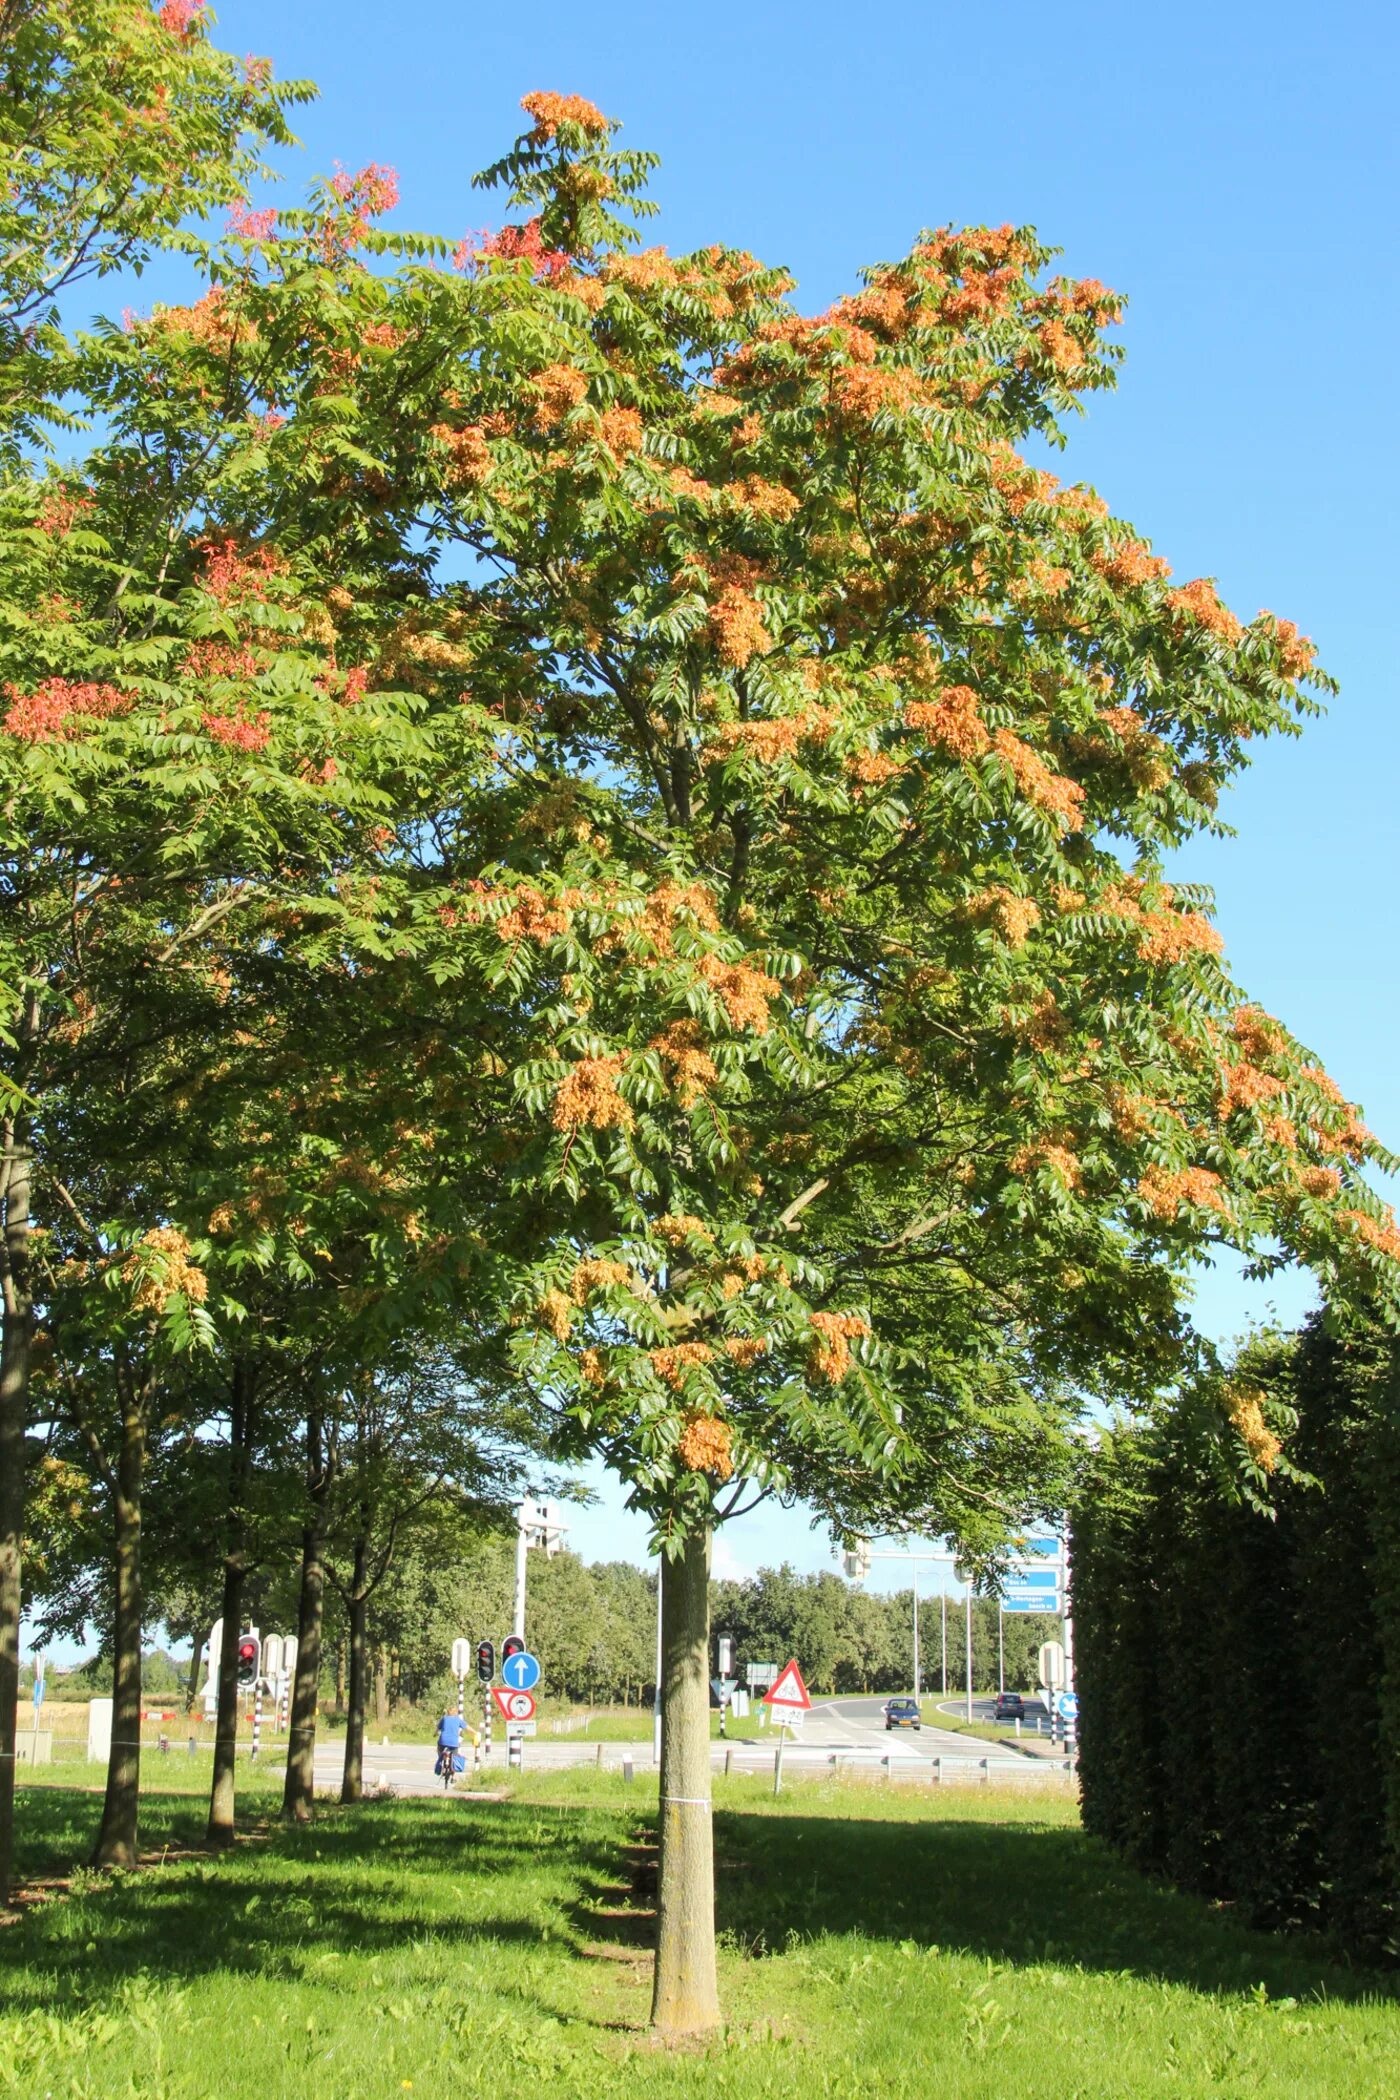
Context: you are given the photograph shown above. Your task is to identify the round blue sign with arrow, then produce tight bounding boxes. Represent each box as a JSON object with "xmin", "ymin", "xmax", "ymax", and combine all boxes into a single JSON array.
[
  {"xmin": 501, "ymin": 1649, "xmax": 541, "ymax": 1693},
  {"xmin": 1057, "ymin": 1691, "xmax": 1079, "ymax": 1719}
]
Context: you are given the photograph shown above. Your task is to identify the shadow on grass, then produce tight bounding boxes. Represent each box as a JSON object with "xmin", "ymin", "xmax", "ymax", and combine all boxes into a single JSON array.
[
  {"xmin": 2, "ymin": 1789, "xmax": 632, "ymax": 2015},
  {"xmin": 7, "ymin": 1786, "xmax": 1395, "ymax": 2019},
  {"xmin": 706, "ymin": 1806, "xmax": 1398, "ymax": 2005}
]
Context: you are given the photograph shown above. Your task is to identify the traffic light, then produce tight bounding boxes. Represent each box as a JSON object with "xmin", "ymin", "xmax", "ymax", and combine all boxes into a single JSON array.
[
  {"xmin": 842, "ymin": 1539, "xmax": 871, "ymax": 1582},
  {"xmin": 475, "ymin": 1638, "xmax": 495, "ymax": 1684},
  {"xmin": 236, "ymin": 1635, "xmax": 260, "ymax": 1688},
  {"xmin": 501, "ymin": 1634, "xmax": 525, "ymax": 1667}
]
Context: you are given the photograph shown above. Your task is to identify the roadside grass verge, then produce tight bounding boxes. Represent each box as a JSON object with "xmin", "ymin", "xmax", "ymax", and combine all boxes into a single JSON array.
[
  {"xmin": 920, "ymin": 1703, "xmax": 1057, "ymax": 1749},
  {"xmin": 2, "ymin": 1770, "xmax": 1396, "ymax": 2098}
]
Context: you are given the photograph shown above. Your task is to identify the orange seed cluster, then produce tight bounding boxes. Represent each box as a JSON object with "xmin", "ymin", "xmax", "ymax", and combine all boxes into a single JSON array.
[
  {"xmin": 520, "ymin": 92, "xmax": 609, "ymax": 138},
  {"xmin": 1226, "ymin": 1385, "xmax": 1282, "ymax": 1473},
  {"xmin": 677, "ymin": 1408, "xmax": 734, "ymax": 1479},
  {"xmin": 1137, "ymin": 1165, "xmax": 1227, "ymax": 1220},
  {"xmin": 552, "ymin": 1054, "xmax": 633, "ymax": 1131},
  {"xmin": 808, "ymin": 1310, "xmax": 871, "ymax": 1383}
]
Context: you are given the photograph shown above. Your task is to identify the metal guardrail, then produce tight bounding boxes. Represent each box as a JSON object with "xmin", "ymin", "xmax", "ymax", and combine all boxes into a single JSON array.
[{"xmin": 708, "ymin": 1743, "xmax": 1073, "ymax": 1782}]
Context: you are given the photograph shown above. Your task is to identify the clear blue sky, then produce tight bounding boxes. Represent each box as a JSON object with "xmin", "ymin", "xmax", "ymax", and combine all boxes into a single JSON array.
[{"xmin": 137, "ymin": 2, "xmax": 1400, "ymax": 1616}]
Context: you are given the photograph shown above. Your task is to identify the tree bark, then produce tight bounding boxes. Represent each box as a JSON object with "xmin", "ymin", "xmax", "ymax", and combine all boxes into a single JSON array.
[
  {"xmin": 207, "ymin": 1359, "xmax": 254, "ymax": 1847},
  {"xmin": 185, "ymin": 1637, "xmax": 203, "ymax": 1711},
  {"xmin": 333, "ymin": 1637, "xmax": 345, "ymax": 1714},
  {"xmin": 207, "ymin": 1550, "xmax": 244, "ymax": 1846},
  {"xmin": 282, "ymin": 1393, "xmax": 329, "ymax": 1823},
  {"xmin": 341, "ymin": 1552, "xmax": 368, "ymax": 1804},
  {"xmin": 650, "ymin": 1525, "xmax": 721, "ymax": 2035},
  {"xmin": 0, "ymin": 1102, "xmax": 33, "ymax": 1908},
  {"xmin": 91, "ymin": 1378, "xmax": 146, "ymax": 1869}
]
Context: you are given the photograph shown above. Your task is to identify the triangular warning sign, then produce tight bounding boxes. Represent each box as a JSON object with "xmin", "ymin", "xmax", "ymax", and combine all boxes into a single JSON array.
[{"xmin": 762, "ymin": 1658, "xmax": 811, "ymax": 1710}]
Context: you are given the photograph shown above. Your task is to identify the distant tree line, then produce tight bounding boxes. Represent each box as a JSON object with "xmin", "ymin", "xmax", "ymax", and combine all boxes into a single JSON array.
[
  {"xmin": 1073, "ymin": 1312, "xmax": 1400, "ymax": 1960},
  {"xmin": 49, "ymin": 1537, "xmax": 1059, "ymax": 1712}
]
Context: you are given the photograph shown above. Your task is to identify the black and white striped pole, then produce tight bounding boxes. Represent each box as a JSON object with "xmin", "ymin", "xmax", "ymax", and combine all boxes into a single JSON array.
[
  {"xmin": 476, "ymin": 1638, "xmax": 495, "ymax": 1760},
  {"xmin": 451, "ymin": 1638, "xmax": 470, "ymax": 1728},
  {"xmin": 236, "ymin": 1631, "xmax": 260, "ymax": 1755},
  {"xmin": 258, "ymin": 1635, "xmax": 283, "ymax": 1759}
]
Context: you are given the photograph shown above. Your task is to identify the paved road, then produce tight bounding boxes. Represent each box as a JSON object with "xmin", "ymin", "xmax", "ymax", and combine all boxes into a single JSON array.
[
  {"xmin": 305, "ymin": 1695, "xmax": 1069, "ymax": 1798},
  {"xmin": 934, "ymin": 1694, "xmax": 1057, "ymax": 1736},
  {"xmin": 816, "ymin": 1694, "xmax": 1001, "ymax": 1760}
]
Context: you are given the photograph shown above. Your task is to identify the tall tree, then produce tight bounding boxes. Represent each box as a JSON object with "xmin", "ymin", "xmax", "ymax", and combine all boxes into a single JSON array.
[
  {"xmin": 0, "ymin": 0, "xmax": 305, "ymax": 1904},
  {"xmin": 339, "ymin": 96, "xmax": 1399, "ymax": 2030}
]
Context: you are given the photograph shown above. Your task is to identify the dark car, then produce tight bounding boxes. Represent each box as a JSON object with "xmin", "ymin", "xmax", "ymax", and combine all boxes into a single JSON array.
[
  {"xmin": 884, "ymin": 1697, "xmax": 922, "ymax": 1731},
  {"xmin": 992, "ymin": 1692, "xmax": 1026, "ymax": 1722}
]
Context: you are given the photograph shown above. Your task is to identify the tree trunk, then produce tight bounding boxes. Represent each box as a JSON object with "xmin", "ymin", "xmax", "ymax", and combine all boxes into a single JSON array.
[
  {"xmin": 207, "ymin": 1360, "xmax": 254, "ymax": 1847},
  {"xmin": 650, "ymin": 1525, "xmax": 721, "ymax": 2036},
  {"xmin": 185, "ymin": 1638, "xmax": 203, "ymax": 1711},
  {"xmin": 0, "ymin": 1105, "xmax": 33, "ymax": 1908},
  {"xmin": 373, "ymin": 1645, "xmax": 387, "ymax": 1728},
  {"xmin": 207, "ymin": 1550, "xmax": 244, "ymax": 1846},
  {"xmin": 282, "ymin": 1395, "xmax": 328, "ymax": 1823},
  {"xmin": 333, "ymin": 1638, "xmax": 345, "ymax": 1714},
  {"xmin": 341, "ymin": 1562, "xmax": 368, "ymax": 1804},
  {"xmin": 92, "ymin": 1387, "xmax": 146, "ymax": 1869}
]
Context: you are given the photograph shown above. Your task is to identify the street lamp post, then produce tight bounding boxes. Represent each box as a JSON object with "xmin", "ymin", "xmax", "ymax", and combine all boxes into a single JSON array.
[
  {"xmin": 842, "ymin": 1539, "xmax": 964, "ymax": 1705},
  {"xmin": 512, "ymin": 1493, "xmax": 567, "ymax": 1646}
]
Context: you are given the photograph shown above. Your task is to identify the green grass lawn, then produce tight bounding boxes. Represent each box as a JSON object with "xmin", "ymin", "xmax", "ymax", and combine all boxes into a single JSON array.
[
  {"xmin": 919, "ymin": 1702, "xmax": 1059, "ymax": 1748},
  {"xmin": 4, "ymin": 1770, "xmax": 1397, "ymax": 2099}
]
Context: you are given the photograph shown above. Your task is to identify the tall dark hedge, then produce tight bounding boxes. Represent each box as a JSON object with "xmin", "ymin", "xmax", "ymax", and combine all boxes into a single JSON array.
[{"xmin": 1074, "ymin": 1312, "xmax": 1400, "ymax": 1959}]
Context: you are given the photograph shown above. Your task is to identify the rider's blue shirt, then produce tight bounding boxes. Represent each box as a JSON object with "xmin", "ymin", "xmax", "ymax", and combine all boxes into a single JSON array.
[{"xmin": 437, "ymin": 1713, "xmax": 463, "ymax": 1750}]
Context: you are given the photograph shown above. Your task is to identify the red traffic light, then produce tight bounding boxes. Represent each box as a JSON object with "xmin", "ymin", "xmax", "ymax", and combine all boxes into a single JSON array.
[
  {"xmin": 475, "ymin": 1639, "xmax": 495, "ymax": 1683},
  {"xmin": 236, "ymin": 1637, "xmax": 260, "ymax": 1687},
  {"xmin": 501, "ymin": 1634, "xmax": 525, "ymax": 1663}
]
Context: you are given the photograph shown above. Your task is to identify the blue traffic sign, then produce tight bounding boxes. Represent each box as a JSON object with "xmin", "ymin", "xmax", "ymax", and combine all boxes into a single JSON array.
[
  {"xmin": 1057, "ymin": 1691, "xmax": 1079, "ymax": 1719},
  {"xmin": 1014, "ymin": 1537, "xmax": 1062, "ymax": 1558},
  {"xmin": 501, "ymin": 1649, "xmax": 541, "ymax": 1692},
  {"xmin": 1009, "ymin": 1566, "xmax": 1059, "ymax": 1586},
  {"xmin": 1004, "ymin": 1595, "xmax": 1062, "ymax": 1613}
]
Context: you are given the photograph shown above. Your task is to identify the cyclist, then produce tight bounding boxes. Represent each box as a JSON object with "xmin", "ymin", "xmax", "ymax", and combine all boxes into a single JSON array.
[{"xmin": 435, "ymin": 1708, "xmax": 465, "ymax": 1786}]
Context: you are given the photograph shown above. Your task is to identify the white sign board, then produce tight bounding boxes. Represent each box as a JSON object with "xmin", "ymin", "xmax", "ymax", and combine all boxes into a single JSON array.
[{"xmin": 87, "ymin": 1697, "xmax": 113, "ymax": 1764}]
